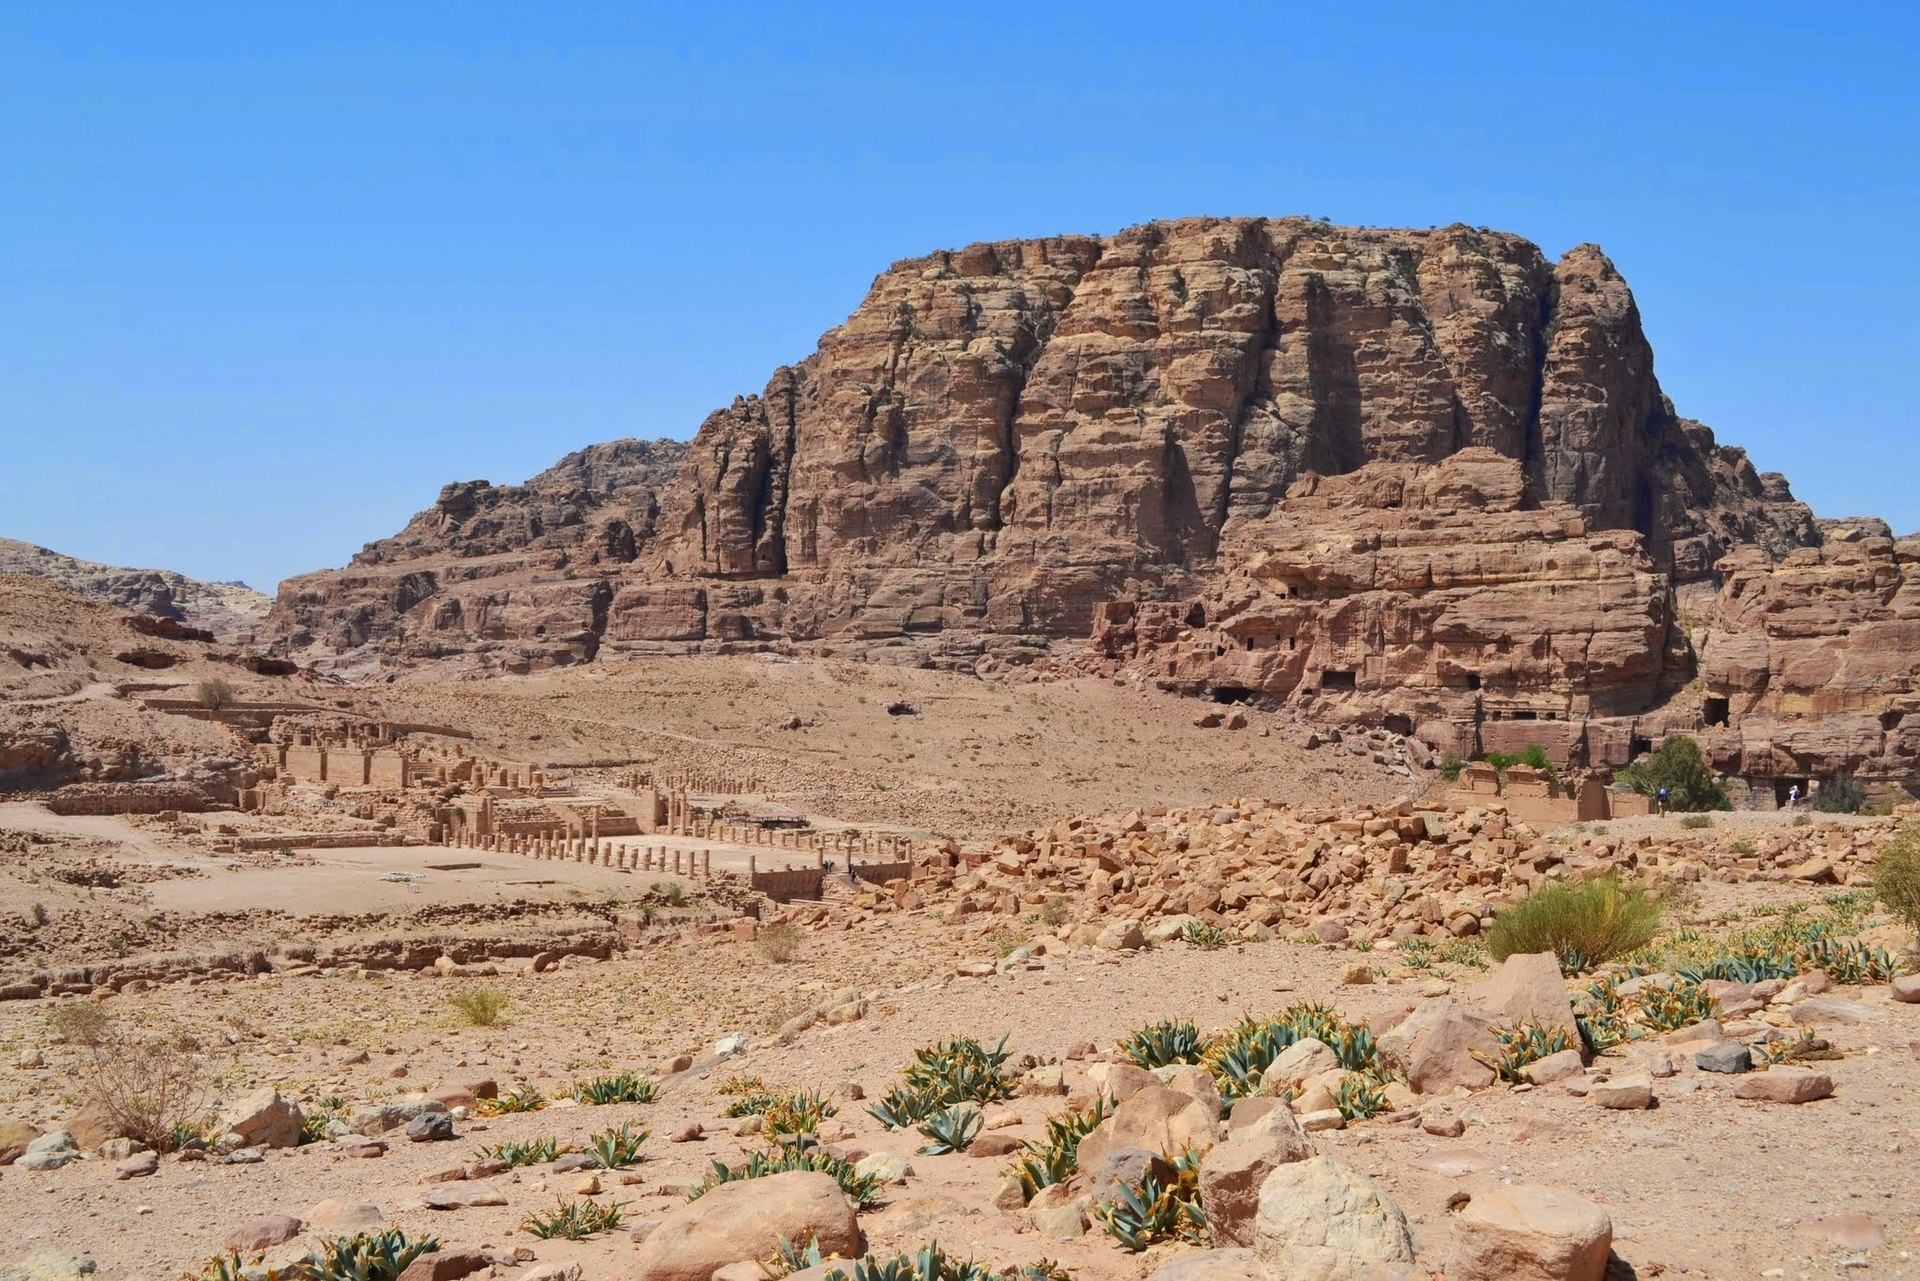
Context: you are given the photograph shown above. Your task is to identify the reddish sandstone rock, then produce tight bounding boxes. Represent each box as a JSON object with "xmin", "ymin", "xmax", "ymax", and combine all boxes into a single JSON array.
[
  {"xmin": 1449, "ymin": 1184, "xmax": 1613, "ymax": 1281},
  {"xmin": 1733, "ymin": 1067, "xmax": 1834, "ymax": 1104},
  {"xmin": 631, "ymin": 1172, "xmax": 861, "ymax": 1281}
]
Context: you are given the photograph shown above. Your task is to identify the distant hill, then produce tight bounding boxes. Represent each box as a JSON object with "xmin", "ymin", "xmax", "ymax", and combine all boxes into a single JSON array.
[{"xmin": 0, "ymin": 537, "xmax": 271, "ymax": 642}]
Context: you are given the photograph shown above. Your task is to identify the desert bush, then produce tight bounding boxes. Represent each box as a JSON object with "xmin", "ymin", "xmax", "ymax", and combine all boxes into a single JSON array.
[
  {"xmin": 1815, "ymin": 773, "xmax": 1869, "ymax": 814},
  {"xmin": 1438, "ymin": 751, "xmax": 1465, "ymax": 782},
  {"xmin": 66, "ymin": 1011, "xmax": 213, "ymax": 1151},
  {"xmin": 449, "ymin": 986, "xmax": 509, "ymax": 1026},
  {"xmin": 1038, "ymin": 896, "xmax": 1071, "ymax": 929},
  {"xmin": 757, "ymin": 922, "xmax": 803, "ymax": 963},
  {"xmin": 194, "ymin": 679, "xmax": 235, "ymax": 711},
  {"xmin": 1485, "ymin": 742, "xmax": 1556, "ymax": 777},
  {"xmin": 1616, "ymin": 735, "xmax": 1730, "ymax": 811},
  {"xmin": 1486, "ymin": 876, "xmax": 1662, "ymax": 974},
  {"xmin": 1875, "ymin": 824, "xmax": 1920, "ymax": 944},
  {"xmin": 46, "ymin": 1000, "xmax": 114, "ymax": 1047},
  {"xmin": 1679, "ymin": 813, "xmax": 1714, "ymax": 830}
]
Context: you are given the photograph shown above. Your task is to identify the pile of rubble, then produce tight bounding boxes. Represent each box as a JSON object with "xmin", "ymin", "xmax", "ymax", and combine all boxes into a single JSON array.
[{"xmin": 780, "ymin": 798, "xmax": 1907, "ymax": 941}]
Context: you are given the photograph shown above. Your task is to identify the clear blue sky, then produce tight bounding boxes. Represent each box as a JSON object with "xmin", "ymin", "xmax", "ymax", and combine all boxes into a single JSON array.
[{"xmin": 4, "ymin": 4, "xmax": 1915, "ymax": 593}]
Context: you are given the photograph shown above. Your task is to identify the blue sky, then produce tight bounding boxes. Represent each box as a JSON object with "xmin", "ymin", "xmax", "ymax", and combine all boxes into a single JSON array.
[{"xmin": 3, "ymin": 4, "xmax": 1915, "ymax": 592}]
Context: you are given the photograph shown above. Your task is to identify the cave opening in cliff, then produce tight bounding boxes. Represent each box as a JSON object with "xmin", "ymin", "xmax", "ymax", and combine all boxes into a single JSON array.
[
  {"xmin": 1321, "ymin": 669, "xmax": 1357, "ymax": 691},
  {"xmin": 1383, "ymin": 713, "xmax": 1414, "ymax": 736},
  {"xmin": 1704, "ymin": 696, "xmax": 1730, "ymax": 727},
  {"xmin": 1211, "ymin": 686, "xmax": 1256, "ymax": 705},
  {"xmin": 1884, "ymin": 710, "xmax": 1905, "ymax": 731}
]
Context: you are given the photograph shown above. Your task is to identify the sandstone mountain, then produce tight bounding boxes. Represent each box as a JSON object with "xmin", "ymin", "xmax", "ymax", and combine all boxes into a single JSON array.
[
  {"xmin": 267, "ymin": 217, "xmax": 1918, "ymax": 794},
  {"xmin": 0, "ymin": 537, "xmax": 271, "ymax": 643}
]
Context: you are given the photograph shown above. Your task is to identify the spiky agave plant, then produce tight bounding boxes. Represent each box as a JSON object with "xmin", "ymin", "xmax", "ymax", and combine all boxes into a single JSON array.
[
  {"xmin": 1116, "ymin": 1018, "xmax": 1204, "ymax": 1069},
  {"xmin": 915, "ymin": 1105, "xmax": 981, "ymax": 1156},
  {"xmin": 570, "ymin": 1071, "xmax": 659, "ymax": 1105},
  {"xmin": 1007, "ymin": 1097, "xmax": 1111, "ymax": 1201},
  {"xmin": 1093, "ymin": 1147, "xmax": 1207, "ymax": 1252},
  {"xmin": 690, "ymin": 1147, "xmax": 882, "ymax": 1208},
  {"xmin": 869, "ymin": 1036, "xmax": 1016, "ymax": 1129},
  {"xmin": 585, "ymin": 1122, "xmax": 650, "ymax": 1169},
  {"xmin": 1471, "ymin": 1022, "xmax": 1574, "ymax": 1083}
]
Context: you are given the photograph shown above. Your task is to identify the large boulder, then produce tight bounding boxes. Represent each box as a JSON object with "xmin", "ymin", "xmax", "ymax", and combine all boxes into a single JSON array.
[
  {"xmin": 1253, "ymin": 1155, "xmax": 1416, "ymax": 1281},
  {"xmin": 631, "ymin": 1172, "xmax": 862, "ymax": 1281},
  {"xmin": 1449, "ymin": 1184, "xmax": 1613, "ymax": 1281},
  {"xmin": 1199, "ymin": 1111, "xmax": 1315, "ymax": 1247},
  {"xmin": 1259, "ymin": 1038, "xmax": 1340, "ymax": 1094},
  {"xmin": 220, "ymin": 1088, "xmax": 305, "ymax": 1150},
  {"xmin": 1467, "ymin": 952, "xmax": 1580, "ymax": 1040},
  {"xmin": 1378, "ymin": 997, "xmax": 1498, "ymax": 1094},
  {"xmin": 1075, "ymin": 1085, "xmax": 1218, "ymax": 1175}
]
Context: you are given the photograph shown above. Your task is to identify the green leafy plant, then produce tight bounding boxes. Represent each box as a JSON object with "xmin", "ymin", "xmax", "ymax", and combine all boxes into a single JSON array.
[
  {"xmin": 1616, "ymin": 735, "xmax": 1730, "ymax": 811},
  {"xmin": 1472, "ymin": 1022, "xmax": 1574, "ymax": 1083},
  {"xmin": 764, "ymin": 1236, "xmax": 829, "ymax": 1279},
  {"xmin": 281, "ymin": 1230, "xmax": 439, "ymax": 1281},
  {"xmin": 1875, "ymin": 824, "xmax": 1920, "ymax": 945},
  {"xmin": 869, "ymin": 1036, "xmax": 1016, "ymax": 1129},
  {"xmin": 1486, "ymin": 876, "xmax": 1663, "ymax": 974},
  {"xmin": 1094, "ymin": 1147, "xmax": 1208, "ymax": 1252},
  {"xmin": 916, "ymin": 1105, "xmax": 982, "ymax": 1156},
  {"xmin": 571, "ymin": 1071, "xmax": 659, "ymax": 1105},
  {"xmin": 482, "ymin": 1082, "xmax": 545, "ymax": 1114},
  {"xmin": 690, "ymin": 1146, "xmax": 882, "ymax": 1208},
  {"xmin": 1438, "ymin": 751, "xmax": 1465, "ymax": 782},
  {"xmin": 1635, "ymin": 978, "xmax": 1721, "ymax": 1032},
  {"xmin": 1576, "ymin": 977, "xmax": 1634, "ymax": 1053},
  {"xmin": 1117, "ymin": 1018, "xmax": 1204, "ymax": 1069},
  {"xmin": 585, "ymin": 1122, "xmax": 649, "ymax": 1169},
  {"xmin": 520, "ymin": 1199, "xmax": 627, "ymax": 1239},
  {"xmin": 1007, "ymin": 1098, "xmax": 1111, "ymax": 1201},
  {"xmin": 1485, "ymin": 742, "xmax": 1556, "ymax": 777},
  {"xmin": 449, "ymin": 987, "xmax": 509, "ymax": 1027},
  {"xmin": 1179, "ymin": 920, "xmax": 1233, "ymax": 949},
  {"xmin": 759, "ymin": 1090, "xmax": 837, "ymax": 1145},
  {"xmin": 480, "ymin": 1137, "xmax": 562, "ymax": 1167},
  {"xmin": 195, "ymin": 679, "xmax": 236, "ymax": 711},
  {"xmin": 299, "ymin": 1095, "xmax": 349, "ymax": 1144},
  {"xmin": 823, "ymin": 1244, "xmax": 997, "ymax": 1281}
]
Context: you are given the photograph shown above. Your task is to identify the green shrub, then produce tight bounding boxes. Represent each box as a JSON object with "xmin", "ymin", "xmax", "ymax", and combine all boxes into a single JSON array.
[
  {"xmin": 1616, "ymin": 736, "xmax": 1730, "ymax": 811},
  {"xmin": 1485, "ymin": 742, "xmax": 1556, "ymax": 777},
  {"xmin": 1679, "ymin": 813, "xmax": 1714, "ymax": 830},
  {"xmin": 1438, "ymin": 751, "xmax": 1465, "ymax": 782},
  {"xmin": 449, "ymin": 987, "xmax": 509, "ymax": 1027},
  {"xmin": 479, "ymin": 1137, "xmax": 561, "ymax": 1167},
  {"xmin": 481, "ymin": 1082, "xmax": 545, "ymax": 1114},
  {"xmin": 1875, "ymin": 824, "xmax": 1920, "ymax": 944},
  {"xmin": 1814, "ymin": 773, "xmax": 1869, "ymax": 814},
  {"xmin": 1486, "ymin": 876, "xmax": 1662, "ymax": 974},
  {"xmin": 194, "ymin": 679, "xmax": 235, "ymax": 711}
]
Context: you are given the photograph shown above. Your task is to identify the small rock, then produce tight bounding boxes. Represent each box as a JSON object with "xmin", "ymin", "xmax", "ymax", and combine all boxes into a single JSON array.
[
  {"xmin": 1589, "ymin": 1073, "xmax": 1653, "ymax": 1110},
  {"xmin": 1695, "ymin": 1042, "xmax": 1753, "ymax": 1075},
  {"xmin": 114, "ymin": 1150, "xmax": 159, "ymax": 1180},
  {"xmin": 667, "ymin": 1122, "xmax": 704, "ymax": 1143},
  {"xmin": 18, "ymin": 1131, "xmax": 81, "ymax": 1171},
  {"xmin": 1449, "ymin": 1183, "xmax": 1612, "ymax": 1281},
  {"xmin": 1421, "ymin": 1112, "xmax": 1466, "ymax": 1138},
  {"xmin": 1797, "ymin": 1212, "xmax": 1886, "ymax": 1250},
  {"xmin": 1519, "ymin": 1049, "xmax": 1585, "ymax": 1086},
  {"xmin": 853, "ymin": 1152, "xmax": 913, "ymax": 1185},
  {"xmin": 1339, "ymin": 961, "xmax": 1374, "ymax": 985},
  {"xmin": 306, "ymin": 1199, "xmax": 386, "ymax": 1232},
  {"xmin": 422, "ymin": 1180, "xmax": 509, "ymax": 1209},
  {"xmin": 1299, "ymin": 1108, "xmax": 1346, "ymax": 1132},
  {"xmin": 225, "ymin": 1215, "xmax": 304, "ymax": 1252},
  {"xmin": 1890, "ymin": 975, "xmax": 1920, "ymax": 1005},
  {"xmin": 406, "ymin": 1111, "xmax": 456, "ymax": 1142},
  {"xmin": 1734, "ymin": 1067, "xmax": 1834, "ymax": 1104}
]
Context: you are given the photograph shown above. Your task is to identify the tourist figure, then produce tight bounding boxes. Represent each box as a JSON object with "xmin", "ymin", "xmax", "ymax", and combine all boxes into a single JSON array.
[
  {"xmin": 1657, "ymin": 786, "xmax": 1669, "ymax": 815},
  {"xmin": 1787, "ymin": 784, "xmax": 1800, "ymax": 809}
]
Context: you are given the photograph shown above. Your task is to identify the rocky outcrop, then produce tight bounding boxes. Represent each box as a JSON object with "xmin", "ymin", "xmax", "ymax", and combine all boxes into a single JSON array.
[
  {"xmin": 270, "ymin": 218, "xmax": 1816, "ymax": 670},
  {"xmin": 264, "ymin": 217, "xmax": 1916, "ymax": 791},
  {"xmin": 0, "ymin": 538, "xmax": 271, "ymax": 641}
]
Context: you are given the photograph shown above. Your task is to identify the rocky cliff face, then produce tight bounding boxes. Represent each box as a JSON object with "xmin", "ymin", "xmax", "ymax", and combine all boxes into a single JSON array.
[
  {"xmin": 266, "ymin": 217, "xmax": 1915, "ymax": 791},
  {"xmin": 272, "ymin": 218, "xmax": 1814, "ymax": 666}
]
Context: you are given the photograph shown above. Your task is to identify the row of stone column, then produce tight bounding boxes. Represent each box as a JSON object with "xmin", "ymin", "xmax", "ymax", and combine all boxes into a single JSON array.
[{"xmin": 449, "ymin": 829, "xmax": 715, "ymax": 879}]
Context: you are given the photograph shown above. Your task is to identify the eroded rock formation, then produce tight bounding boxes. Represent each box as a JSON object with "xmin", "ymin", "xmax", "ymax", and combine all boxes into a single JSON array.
[{"xmin": 266, "ymin": 216, "xmax": 1916, "ymax": 792}]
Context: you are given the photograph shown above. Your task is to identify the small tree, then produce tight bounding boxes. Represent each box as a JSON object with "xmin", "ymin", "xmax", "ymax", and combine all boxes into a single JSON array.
[
  {"xmin": 1874, "ymin": 824, "xmax": 1920, "ymax": 946},
  {"xmin": 194, "ymin": 679, "xmax": 235, "ymax": 711},
  {"xmin": 1484, "ymin": 743, "xmax": 1556, "ymax": 777},
  {"xmin": 1616, "ymin": 736, "xmax": 1730, "ymax": 812}
]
